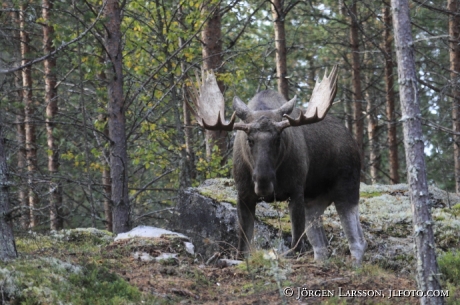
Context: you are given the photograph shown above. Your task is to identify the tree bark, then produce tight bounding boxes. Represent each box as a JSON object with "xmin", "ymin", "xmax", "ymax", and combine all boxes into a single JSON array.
[
  {"xmin": 101, "ymin": 114, "xmax": 113, "ymax": 232},
  {"xmin": 271, "ymin": 0, "xmax": 289, "ymax": 100},
  {"xmin": 383, "ymin": 3, "xmax": 400, "ymax": 184},
  {"xmin": 391, "ymin": 0, "xmax": 444, "ymax": 303},
  {"xmin": 448, "ymin": 0, "xmax": 460, "ymax": 193},
  {"xmin": 178, "ymin": 7, "xmax": 195, "ymax": 187},
  {"xmin": 348, "ymin": 0, "xmax": 364, "ymax": 178},
  {"xmin": 20, "ymin": 4, "xmax": 39, "ymax": 228},
  {"xmin": 0, "ymin": 119, "xmax": 18, "ymax": 262},
  {"xmin": 43, "ymin": 0, "xmax": 63, "ymax": 230},
  {"xmin": 366, "ymin": 86, "xmax": 380, "ymax": 184},
  {"xmin": 104, "ymin": 0, "xmax": 130, "ymax": 233},
  {"xmin": 201, "ymin": 1, "xmax": 228, "ymax": 161},
  {"xmin": 10, "ymin": 9, "xmax": 29, "ymax": 229}
]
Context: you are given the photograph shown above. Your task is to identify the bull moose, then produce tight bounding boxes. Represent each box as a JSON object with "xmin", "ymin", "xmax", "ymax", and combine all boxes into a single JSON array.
[{"xmin": 189, "ymin": 66, "xmax": 367, "ymax": 265}]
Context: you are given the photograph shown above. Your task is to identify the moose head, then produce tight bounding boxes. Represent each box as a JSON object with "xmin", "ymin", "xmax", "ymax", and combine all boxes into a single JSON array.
[{"xmin": 188, "ymin": 66, "xmax": 338, "ymax": 198}]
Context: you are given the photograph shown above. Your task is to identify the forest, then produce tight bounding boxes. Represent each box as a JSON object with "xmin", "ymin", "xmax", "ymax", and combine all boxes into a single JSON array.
[{"xmin": 0, "ymin": 0, "xmax": 458, "ymax": 241}]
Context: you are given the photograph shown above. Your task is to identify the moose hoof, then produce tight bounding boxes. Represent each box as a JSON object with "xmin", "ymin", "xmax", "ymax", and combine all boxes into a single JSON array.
[
  {"xmin": 313, "ymin": 247, "xmax": 329, "ymax": 261},
  {"xmin": 350, "ymin": 241, "xmax": 367, "ymax": 267}
]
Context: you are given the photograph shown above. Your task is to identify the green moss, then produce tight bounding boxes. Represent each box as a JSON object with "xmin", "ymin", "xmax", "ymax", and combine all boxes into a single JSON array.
[
  {"xmin": 261, "ymin": 216, "xmax": 291, "ymax": 234},
  {"xmin": 439, "ymin": 251, "xmax": 460, "ymax": 284},
  {"xmin": 447, "ymin": 203, "xmax": 460, "ymax": 217},
  {"xmin": 198, "ymin": 189, "xmax": 237, "ymax": 205},
  {"xmin": 15, "ymin": 234, "xmax": 56, "ymax": 253},
  {"xmin": 0, "ymin": 257, "xmax": 142, "ymax": 305},
  {"xmin": 53, "ymin": 228, "xmax": 114, "ymax": 244},
  {"xmin": 359, "ymin": 191, "xmax": 384, "ymax": 198},
  {"xmin": 196, "ymin": 178, "xmax": 238, "ymax": 205}
]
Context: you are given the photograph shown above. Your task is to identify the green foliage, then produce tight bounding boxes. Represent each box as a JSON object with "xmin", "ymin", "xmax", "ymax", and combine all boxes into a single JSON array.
[
  {"xmin": 439, "ymin": 251, "xmax": 460, "ymax": 285},
  {"xmin": 195, "ymin": 145, "xmax": 233, "ymax": 182},
  {"xmin": 0, "ymin": 258, "xmax": 141, "ymax": 305}
]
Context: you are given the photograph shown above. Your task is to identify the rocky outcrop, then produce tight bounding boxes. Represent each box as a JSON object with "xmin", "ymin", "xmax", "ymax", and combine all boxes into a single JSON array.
[
  {"xmin": 172, "ymin": 178, "xmax": 460, "ymax": 269},
  {"xmin": 171, "ymin": 179, "xmax": 289, "ymax": 259}
]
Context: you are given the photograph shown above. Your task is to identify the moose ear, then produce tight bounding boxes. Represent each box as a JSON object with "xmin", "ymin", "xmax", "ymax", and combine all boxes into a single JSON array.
[
  {"xmin": 233, "ymin": 96, "xmax": 251, "ymax": 121},
  {"xmin": 276, "ymin": 96, "xmax": 296, "ymax": 116}
]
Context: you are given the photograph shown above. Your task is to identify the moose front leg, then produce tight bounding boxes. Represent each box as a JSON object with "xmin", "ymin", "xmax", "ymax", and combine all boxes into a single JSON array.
[
  {"xmin": 237, "ymin": 196, "xmax": 257, "ymax": 258},
  {"xmin": 288, "ymin": 194, "xmax": 307, "ymax": 254}
]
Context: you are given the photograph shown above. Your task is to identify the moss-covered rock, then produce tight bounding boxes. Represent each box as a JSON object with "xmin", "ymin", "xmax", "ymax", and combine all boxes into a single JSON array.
[
  {"xmin": 0, "ymin": 257, "xmax": 141, "ymax": 305},
  {"xmin": 185, "ymin": 179, "xmax": 460, "ymax": 271},
  {"xmin": 51, "ymin": 228, "xmax": 114, "ymax": 244}
]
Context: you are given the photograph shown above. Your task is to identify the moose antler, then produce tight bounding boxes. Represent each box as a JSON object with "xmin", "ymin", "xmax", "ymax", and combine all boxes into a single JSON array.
[
  {"xmin": 187, "ymin": 70, "xmax": 236, "ymax": 131},
  {"xmin": 284, "ymin": 65, "xmax": 338, "ymax": 126}
]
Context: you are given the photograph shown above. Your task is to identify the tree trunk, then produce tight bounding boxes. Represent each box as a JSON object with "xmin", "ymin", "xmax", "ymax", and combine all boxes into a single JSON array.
[
  {"xmin": 20, "ymin": 4, "xmax": 39, "ymax": 228},
  {"xmin": 102, "ymin": 114, "xmax": 113, "ymax": 232},
  {"xmin": 43, "ymin": 0, "xmax": 63, "ymax": 230},
  {"xmin": 10, "ymin": 9, "xmax": 28, "ymax": 229},
  {"xmin": 178, "ymin": 10, "xmax": 195, "ymax": 186},
  {"xmin": 366, "ymin": 87, "xmax": 380, "ymax": 184},
  {"xmin": 391, "ymin": 1, "xmax": 444, "ymax": 304},
  {"xmin": 0, "ymin": 119, "xmax": 18, "ymax": 262},
  {"xmin": 271, "ymin": 0, "xmax": 289, "ymax": 100},
  {"xmin": 96, "ymin": 47, "xmax": 112, "ymax": 232},
  {"xmin": 383, "ymin": 3, "xmax": 400, "ymax": 184},
  {"xmin": 104, "ymin": 0, "xmax": 130, "ymax": 234},
  {"xmin": 349, "ymin": 1, "xmax": 364, "ymax": 177},
  {"xmin": 449, "ymin": 0, "xmax": 460, "ymax": 193},
  {"xmin": 201, "ymin": 1, "xmax": 227, "ymax": 161}
]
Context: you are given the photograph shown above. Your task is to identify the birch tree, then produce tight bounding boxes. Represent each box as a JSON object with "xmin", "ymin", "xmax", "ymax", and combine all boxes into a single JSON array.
[{"xmin": 391, "ymin": 0, "xmax": 444, "ymax": 303}]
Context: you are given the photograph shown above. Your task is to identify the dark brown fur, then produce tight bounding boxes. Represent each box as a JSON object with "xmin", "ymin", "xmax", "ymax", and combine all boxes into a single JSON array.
[{"xmin": 233, "ymin": 90, "xmax": 364, "ymax": 261}]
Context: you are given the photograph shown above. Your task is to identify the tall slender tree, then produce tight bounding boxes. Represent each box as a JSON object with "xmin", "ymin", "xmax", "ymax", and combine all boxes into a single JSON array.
[
  {"xmin": 366, "ymin": 80, "xmax": 380, "ymax": 183},
  {"xmin": 9, "ymin": 8, "xmax": 29, "ymax": 228},
  {"xmin": 271, "ymin": 0, "xmax": 289, "ymax": 100},
  {"xmin": 20, "ymin": 4, "xmax": 38, "ymax": 228},
  {"xmin": 383, "ymin": 2, "xmax": 400, "ymax": 184},
  {"xmin": 0, "ymin": 116, "xmax": 17, "ymax": 261},
  {"xmin": 391, "ymin": 0, "xmax": 444, "ymax": 303},
  {"xmin": 103, "ymin": 0, "xmax": 130, "ymax": 233},
  {"xmin": 348, "ymin": 0, "xmax": 364, "ymax": 176},
  {"xmin": 43, "ymin": 0, "xmax": 63, "ymax": 230},
  {"xmin": 201, "ymin": 0, "xmax": 227, "ymax": 160},
  {"xmin": 448, "ymin": 0, "xmax": 460, "ymax": 193}
]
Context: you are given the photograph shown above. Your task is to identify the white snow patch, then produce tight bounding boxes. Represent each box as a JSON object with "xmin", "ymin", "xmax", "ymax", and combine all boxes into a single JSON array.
[
  {"xmin": 114, "ymin": 225, "xmax": 189, "ymax": 241},
  {"xmin": 155, "ymin": 253, "xmax": 178, "ymax": 262},
  {"xmin": 132, "ymin": 251, "xmax": 154, "ymax": 262},
  {"xmin": 184, "ymin": 242, "xmax": 195, "ymax": 255}
]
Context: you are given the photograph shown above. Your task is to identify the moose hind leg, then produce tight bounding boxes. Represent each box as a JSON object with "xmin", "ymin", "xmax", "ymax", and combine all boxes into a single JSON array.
[
  {"xmin": 334, "ymin": 201, "xmax": 367, "ymax": 265},
  {"xmin": 305, "ymin": 196, "xmax": 331, "ymax": 261}
]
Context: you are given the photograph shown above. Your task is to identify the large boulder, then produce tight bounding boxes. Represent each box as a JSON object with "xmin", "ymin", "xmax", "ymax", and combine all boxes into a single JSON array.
[
  {"xmin": 171, "ymin": 179, "xmax": 289, "ymax": 259},
  {"xmin": 172, "ymin": 178, "xmax": 460, "ymax": 268}
]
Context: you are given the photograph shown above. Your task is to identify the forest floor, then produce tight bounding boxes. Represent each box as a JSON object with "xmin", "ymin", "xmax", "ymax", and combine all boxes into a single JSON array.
[
  {"xmin": 2, "ymin": 228, "xmax": 453, "ymax": 305},
  {"xmin": 2, "ymin": 180, "xmax": 460, "ymax": 304}
]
